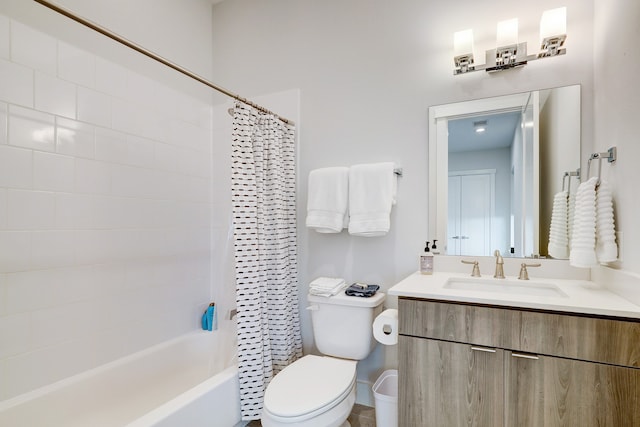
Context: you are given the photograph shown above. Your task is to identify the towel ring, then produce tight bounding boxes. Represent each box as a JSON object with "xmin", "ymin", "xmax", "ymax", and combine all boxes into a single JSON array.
[
  {"xmin": 586, "ymin": 147, "xmax": 616, "ymax": 185},
  {"xmin": 561, "ymin": 168, "xmax": 580, "ymax": 195}
]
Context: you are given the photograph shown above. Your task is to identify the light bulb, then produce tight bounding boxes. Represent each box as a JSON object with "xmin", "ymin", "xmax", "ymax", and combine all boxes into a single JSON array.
[{"xmin": 497, "ymin": 18, "xmax": 518, "ymax": 47}]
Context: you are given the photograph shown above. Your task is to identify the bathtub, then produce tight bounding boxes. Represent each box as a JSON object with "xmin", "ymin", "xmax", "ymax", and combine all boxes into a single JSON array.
[{"xmin": 0, "ymin": 332, "xmax": 242, "ymax": 427}]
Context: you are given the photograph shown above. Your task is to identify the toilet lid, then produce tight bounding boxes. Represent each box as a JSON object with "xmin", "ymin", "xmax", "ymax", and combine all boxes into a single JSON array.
[{"xmin": 264, "ymin": 355, "xmax": 356, "ymax": 418}]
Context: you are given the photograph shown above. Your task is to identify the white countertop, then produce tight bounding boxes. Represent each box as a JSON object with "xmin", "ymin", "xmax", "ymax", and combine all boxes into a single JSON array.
[{"xmin": 389, "ymin": 271, "xmax": 640, "ymax": 319}]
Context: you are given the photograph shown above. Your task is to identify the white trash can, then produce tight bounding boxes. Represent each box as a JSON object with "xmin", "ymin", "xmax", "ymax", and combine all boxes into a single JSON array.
[{"xmin": 372, "ymin": 369, "xmax": 398, "ymax": 427}]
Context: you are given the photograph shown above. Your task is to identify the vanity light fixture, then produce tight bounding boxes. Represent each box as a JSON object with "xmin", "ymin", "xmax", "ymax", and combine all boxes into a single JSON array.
[{"xmin": 453, "ymin": 7, "xmax": 567, "ymax": 75}]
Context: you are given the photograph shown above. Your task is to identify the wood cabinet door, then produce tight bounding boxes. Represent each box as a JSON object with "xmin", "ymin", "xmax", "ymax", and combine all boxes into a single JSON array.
[
  {"xmin": 399, "ymin": 335, "xmax": 504, "ymax": 426},
  {"xmin": 506, "ymin": 352, "xmax": 640, "ymax": 427},
  {"xmin": 505, "ymin": 351, "xmax": 545, "ymax": 426}
]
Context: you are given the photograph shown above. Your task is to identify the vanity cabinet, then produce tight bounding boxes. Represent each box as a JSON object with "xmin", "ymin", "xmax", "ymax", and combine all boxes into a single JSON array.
[{"xmin": 398, "ymin": 298, "xmax": 640, "ymax": 426}]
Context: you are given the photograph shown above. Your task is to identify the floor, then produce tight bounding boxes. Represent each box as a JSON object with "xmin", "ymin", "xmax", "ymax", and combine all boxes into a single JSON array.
[{"xmin": 247, "ymin": 403, "xmax": 377, "ymax": 426}]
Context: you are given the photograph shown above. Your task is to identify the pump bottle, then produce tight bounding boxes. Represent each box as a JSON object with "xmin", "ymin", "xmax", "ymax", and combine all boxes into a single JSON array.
[{"xmin": 420, "ymin": 241, "xmax": 434, "ymax": 275}]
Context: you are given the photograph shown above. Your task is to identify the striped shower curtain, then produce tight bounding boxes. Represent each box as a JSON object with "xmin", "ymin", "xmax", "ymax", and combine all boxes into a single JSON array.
[{"xmin": 230, "ymin": 102, "xmax": 303, "ymax": 421}]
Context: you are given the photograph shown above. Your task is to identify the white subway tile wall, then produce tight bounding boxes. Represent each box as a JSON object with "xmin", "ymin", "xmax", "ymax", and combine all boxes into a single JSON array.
[
  {"xmin": 10, "ymin": 21, "xmax": 57, "ymax": 75},
  {"xmin": 77, "ymin": 86, "xmax": 112, "ymax": 128},
  {"xmin": 0, "ymin": 102, "xmax": 7, "ymax": 144},
  {"xmin": 0, "ymin": 15, "xmax": 214, "ymax": 400},
  {"xmin": 58, "ymin": 42, "xmax": 96, "ymax": 88},
  {"xmin": 9, "ymin": 106, "xmax": 57, "ymax": 152},
  {"xmin": 0, "ymin": 16, "xmax": 9, "ymax": 60},
  {"xmin": 0, "ymin": 189, "xmax": 7, "ymax": 228},
  {"xmin": 0, "ymin": 273, "xmax": 8, "ymax": 318},
  {"xmin": 55, "ymin": 116, "xmax": 96, "ymax": 159},
  {"xmin": 0, "ymin": 145, "xmax": 33, "ymax": 189},
  {"xmin": 0, "ymin": 60, "xmax": 34, "ymax": 107},
  {"xmin": 34, "ymin": 72, "xmax": 77, "ymax": 119}
]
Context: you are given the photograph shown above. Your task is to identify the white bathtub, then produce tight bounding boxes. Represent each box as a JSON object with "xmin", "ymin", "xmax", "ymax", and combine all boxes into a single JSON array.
[{"xmin": 0, "ymin": 332, "xmax": 242, "ymax": 427}]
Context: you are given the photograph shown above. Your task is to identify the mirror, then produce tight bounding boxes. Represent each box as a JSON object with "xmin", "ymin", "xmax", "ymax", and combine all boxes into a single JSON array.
[{"xmin": 428, "ymin": 85, "xmax": 581, "ymax": 258}]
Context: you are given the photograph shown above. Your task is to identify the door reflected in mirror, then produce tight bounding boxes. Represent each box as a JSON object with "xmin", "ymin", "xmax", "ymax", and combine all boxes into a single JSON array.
[{"xmin": 428, "ymin": 85, "xmax": 581, "ymax": 258}]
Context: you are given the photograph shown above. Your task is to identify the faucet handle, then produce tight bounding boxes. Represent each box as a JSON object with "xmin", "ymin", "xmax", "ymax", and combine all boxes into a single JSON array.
[
  {"xmin": 518, "ymin": 263, "xmax": 541, "ymax": 280},
  {"xmin": 461, "ymin": 260, "xmax": 481, "ymax": 277},
  {"xmin": 493, "ymin": 250, "xmax": 505, "ymax": 279}
]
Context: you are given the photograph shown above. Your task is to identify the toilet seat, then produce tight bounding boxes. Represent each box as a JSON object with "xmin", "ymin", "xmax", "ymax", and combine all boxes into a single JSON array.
[{"xmin": 264, "ymin": 355, "xmax": 356, "ymax": 422}]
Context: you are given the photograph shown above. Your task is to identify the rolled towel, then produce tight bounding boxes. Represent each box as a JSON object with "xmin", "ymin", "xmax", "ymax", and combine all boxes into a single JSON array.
[
  {"xmin": 548, "ymin": 191, "xmax": 569, "ymax": 259},
  {"xmin": 348, "ymin": 162, "xmax": 397, "ymax": 237},
  {"xmin": 306, "ymin": 167, "xmax": 349, "ymax": 233},
  {"xmin": 568, "ymin": 192, "xmax": 576, "ymax": 242},
  {"xmin": 570, "ymin": 177, "xmax": 598, "ymax": 268},
  {"xmin": 595, "ymin": 180, "xmax": 618, "ymax": 263}
]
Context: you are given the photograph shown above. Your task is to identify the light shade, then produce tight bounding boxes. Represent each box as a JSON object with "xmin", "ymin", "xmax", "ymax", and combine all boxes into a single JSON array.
[
  {"xmin": 454, "ymin": 29, "xmax": 474, "ymax": 57},
  {"xmin": 496, "ymin": 18, "xmax": 518, "ymax": 47},
  {"xmin": 540, "ymin": 7, "xmax": 567, "ymax": 42}
]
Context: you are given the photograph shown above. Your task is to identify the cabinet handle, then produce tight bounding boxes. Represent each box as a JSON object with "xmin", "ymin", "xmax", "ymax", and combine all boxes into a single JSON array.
[
  {"xmin": 511, "ymin": 352, "xmax": 539, "ymax": 360},
  {"xmin": 471, "ymin": 346, "xmax": 496, "ymax": 353}
]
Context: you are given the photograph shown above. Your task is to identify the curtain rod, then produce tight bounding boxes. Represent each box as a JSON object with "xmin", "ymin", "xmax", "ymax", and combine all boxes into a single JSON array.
[{"xmin": 32, "ymin": 0, "xmax": 295, "ymax": 126}]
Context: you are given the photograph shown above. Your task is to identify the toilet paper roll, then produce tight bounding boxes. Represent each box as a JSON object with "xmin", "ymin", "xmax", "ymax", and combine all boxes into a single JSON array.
[{"xmin": 373, "ymin": 308, "xmax": 398, "ymax": 346}]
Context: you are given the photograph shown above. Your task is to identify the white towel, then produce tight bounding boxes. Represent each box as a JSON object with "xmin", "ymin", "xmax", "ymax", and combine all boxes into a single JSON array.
[
  {"xmin": 548, "ymin": 191, "xmax": 569, "ymax": 259},
  {"xmin": 309, "ymin": 277, "xmax": 347, "ymax": 297},
  {"xmin": 348, "ymin": 162, "xmax": 397, "ymax": 237},
  {"xmin": 306, "ymin": 167, "xmax": 349, "ymax": 233},
  {"xmin": 595, "ymin": 180, "xmax": 618, "ymax": 263},
  {"xmin": 567, "ymin": 191, "xmax": 576, "ymax": 242},
  {"xmin": 569, "ymin": 177, "xmax": 619, "ymax": 267},
  {"xmin": 570, "ymin": 177, "xmax": 598, "ymax": 268}
]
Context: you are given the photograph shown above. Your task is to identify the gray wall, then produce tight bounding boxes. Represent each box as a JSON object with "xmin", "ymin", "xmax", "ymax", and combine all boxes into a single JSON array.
[{"xmin": 593, "ymin": 0, "xmax": 640, "ymax": 270}]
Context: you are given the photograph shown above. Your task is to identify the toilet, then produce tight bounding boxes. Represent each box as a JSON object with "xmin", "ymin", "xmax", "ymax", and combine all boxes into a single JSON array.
[{"xmin": 261, "ymin": 291, "xmax": 386, "ymax": 427}]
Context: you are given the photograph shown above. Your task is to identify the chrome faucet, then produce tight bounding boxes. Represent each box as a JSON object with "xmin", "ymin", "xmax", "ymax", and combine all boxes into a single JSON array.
[{"xmin": 493, "ymin": 250, "xmax": 505, "ymax": 279}]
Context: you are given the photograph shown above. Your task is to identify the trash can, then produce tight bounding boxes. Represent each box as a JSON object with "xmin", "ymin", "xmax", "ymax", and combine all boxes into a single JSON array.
[{"xmin": 372, "ymin": 369, "xmax": 398, "ymax": 427}]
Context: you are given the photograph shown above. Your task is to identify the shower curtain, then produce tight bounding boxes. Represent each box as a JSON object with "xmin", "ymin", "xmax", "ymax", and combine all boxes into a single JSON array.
[{"xmin": 230, "ymin": 102, "xmax": 303, "ymax": 420}]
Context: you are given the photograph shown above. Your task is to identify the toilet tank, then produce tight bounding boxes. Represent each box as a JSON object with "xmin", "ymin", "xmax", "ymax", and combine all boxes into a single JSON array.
[{"xmin": 307, "ymin": 292, "xmax": 385, "ymax": 360}]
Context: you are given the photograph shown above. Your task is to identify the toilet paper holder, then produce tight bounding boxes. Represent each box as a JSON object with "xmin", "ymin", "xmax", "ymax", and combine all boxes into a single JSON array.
[{"xmin": 373, "ymin": 308, "xmax": 399, "ymax": 346}]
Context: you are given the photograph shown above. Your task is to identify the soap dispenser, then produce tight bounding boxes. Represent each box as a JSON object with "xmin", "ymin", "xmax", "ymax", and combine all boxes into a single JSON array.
[
  {"xmin": 420, "ymin": 241, "xmax": 434, "ymax": 275},
  {"xmin": 431, "ymin": 240, "xmax": 440, "ymax": 255}
]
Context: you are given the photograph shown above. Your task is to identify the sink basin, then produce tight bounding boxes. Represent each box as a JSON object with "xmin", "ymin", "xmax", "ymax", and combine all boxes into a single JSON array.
[{"xmin": 444, "ymin": 277, "xmax": 568, "ymax": 298}]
